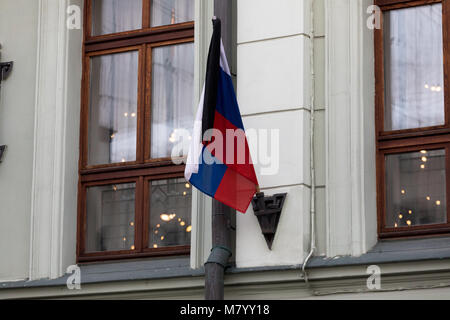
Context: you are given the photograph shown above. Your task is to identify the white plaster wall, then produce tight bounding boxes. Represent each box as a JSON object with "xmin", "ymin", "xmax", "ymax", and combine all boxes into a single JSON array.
[
  {"xmin": 0, "ymin": 0, "xmax": 39, "ymax": 281},
  {"xmin": 0, "ymin": 0, "xmax": 377, "ymax": 283},
  {"xmin": 0, "ymin": 0, "xmax": 82, "ymax": 282},
  {"xmin": 313, "ymin": 0, "xmax": 327, "ymax": 256},
  {"xmin": 236, "ymin": 0, "xmax": 312, "ymax": 268},
  {"xmin": 235, "ymin": 0, "xmax": 376, "ymax": 266}
]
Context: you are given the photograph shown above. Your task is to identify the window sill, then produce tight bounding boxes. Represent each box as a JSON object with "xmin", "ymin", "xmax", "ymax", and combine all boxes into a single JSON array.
[
  {"xmin": 307, "ymin": 236, "xmax": 450, "ymax": 268},
  {"xmin": 0, "ymin": 256, "xmax": 201, "ymax": 290}
]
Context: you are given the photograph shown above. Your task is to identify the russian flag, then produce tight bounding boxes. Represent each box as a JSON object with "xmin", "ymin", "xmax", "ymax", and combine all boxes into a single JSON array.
[{"xmin": 185, "ymin": 18, "xmax": 259, "ymax": 213}]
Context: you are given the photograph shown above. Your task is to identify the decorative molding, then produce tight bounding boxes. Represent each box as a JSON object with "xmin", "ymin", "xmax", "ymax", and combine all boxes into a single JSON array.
[
  {"xmin": 324, "ymin": 0, "xmax": 377, "ymax": 257},
  {"xmin": 29, "ymin": 0, "xmax": 82, "ymax": 280},
  {"xmin": 0, "ymin": 145, "xmax": 6, "ymax": 163},
  {"xmin": 251, "ymin": 192, "xmax": 287, "ymax": 250},
  {"xmin": 0, "ymin": 61, "xmax": 13, "ymax": 81},
  {"xmin": 190, "ymin": 0, "xmax": 215, "ymax": 269},
  {"xmin": 5, "ymin": 258, "xmax": 450, "ymax": 299}
]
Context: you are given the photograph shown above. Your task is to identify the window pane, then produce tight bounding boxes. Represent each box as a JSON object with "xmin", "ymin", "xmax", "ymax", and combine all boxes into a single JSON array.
[
  {"xmin": 385, "ymin": 149, "xmax": 447, "ymax": 228},
  {"xmin": 151, "ymin": 0, "xmax": 194, "ymax": 27},
  {"xmin": 149, "ymin": 178, "xmax": 192, "ymax": 248},
  {"xmin": 151, "ymin": 43, "xmax": 195, "ymax": 159},
  {"xmin": 384, "ymin": 4, "xmax": 444, "ymax": 131},
  {"xmin": 86, "ymin": 183, "xmax": 136, "ymax": 253},
  {"xmin": 92, "ymin": 0, "xmax": 142, "ymax": 36},
  {"xmin": 88, "ymin": 51, "xmax": 138, "ymax": 166}
]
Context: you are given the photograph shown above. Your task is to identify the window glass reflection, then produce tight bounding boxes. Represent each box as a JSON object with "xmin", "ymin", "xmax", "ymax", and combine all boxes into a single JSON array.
[
  {"xmin": 151, "ymin": 0, "xmax": 194, "ymax": 27},
  {"xmin": 385, "ymin": 149, "xmax": 446, "ymax": 228},
  {"xmin": 88, "ymin": 51, "xmax": 138, "ymax": 165},
  {"xmin": 151, "ymin": 43, "xmax": 194, "ymax": 159},
  {"xmin": 92, "ymin": 0, "xmax": 142, "ymax": 36},
  {"xmin": 384, "ymin": 4, "xmax": 444, "ymax": 131},
  {"xmin": 149, "ymin": 178, "xmax": 192, "ymax": 248},
  {"xmin": 86, "ymin": 183, "xmax": 136, "ymax": 253}
]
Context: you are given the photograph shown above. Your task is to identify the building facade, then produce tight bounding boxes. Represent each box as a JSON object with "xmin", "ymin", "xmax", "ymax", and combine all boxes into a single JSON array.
[{"xmin": 2, "ymin": 0, "xmax": 450, "ymax": 299}]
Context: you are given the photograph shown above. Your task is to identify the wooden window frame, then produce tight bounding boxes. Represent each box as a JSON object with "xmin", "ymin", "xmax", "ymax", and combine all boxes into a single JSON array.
[
  {"xmin": 77, "ymin": 0, "xmax": 194, "ymax": 262},
  {"xmin": 375, "ymin": 0, "xmax": 450, "ymax": 238}
]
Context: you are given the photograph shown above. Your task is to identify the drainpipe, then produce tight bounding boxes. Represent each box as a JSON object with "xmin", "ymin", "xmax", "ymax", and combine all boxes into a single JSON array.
[
  {"xmin": 301, "ymin": 0, "xmax": 316, "ymax": 285},
  {"xmin": 204, "ymin": 200, "xmax": 233, "ymax": 300},
  {"xmin": 204, "ymin": 1, "xmax": 235, "ymax": 301}
]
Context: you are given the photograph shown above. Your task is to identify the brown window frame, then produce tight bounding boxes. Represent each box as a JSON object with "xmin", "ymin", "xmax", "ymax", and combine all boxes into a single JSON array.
[
  {"xmin": 77, "ymin": 0, "xmax": 195, "ymax": 262},
  {"xmin": 375, "ymin": 0, "xmax": 450, "ymax": 238}
]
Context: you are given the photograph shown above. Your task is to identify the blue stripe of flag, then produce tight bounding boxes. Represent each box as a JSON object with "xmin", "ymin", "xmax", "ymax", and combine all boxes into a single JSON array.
[{"xmin": 189, "ymin": 146, "xmax": 228, "ymax": 198}]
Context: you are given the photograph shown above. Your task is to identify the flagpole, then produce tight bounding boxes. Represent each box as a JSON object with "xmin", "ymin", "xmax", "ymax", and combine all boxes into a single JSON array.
[
  {"xmin": 204, "ymin": 199, "xmax": 233, "ymax": 300},
  {"xmin": 200, "ymin": 15, "xmax": 232, "ymax": 301},
  {"xmin": 187, "ymin": 11, "xmax": 248, "ymax": 300}
]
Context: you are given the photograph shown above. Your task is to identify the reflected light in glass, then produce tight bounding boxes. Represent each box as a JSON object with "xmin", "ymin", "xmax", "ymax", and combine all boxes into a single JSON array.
[
  {"xmin": 385, "ymin": 149, "xmax": 446, "ymax": 228},
  {"xmin": 160, "ymin": 214, "xmax": 171, "ymax": 222}
]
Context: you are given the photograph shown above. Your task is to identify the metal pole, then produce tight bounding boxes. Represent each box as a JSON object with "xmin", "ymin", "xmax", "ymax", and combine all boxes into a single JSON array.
[
  {"xmin": 203, "ymin": 0, "xmax": 236, "ymax": 301},
  {"xmin": 204, "ymin": 200, "xmax": 233, "ymax": 300}
]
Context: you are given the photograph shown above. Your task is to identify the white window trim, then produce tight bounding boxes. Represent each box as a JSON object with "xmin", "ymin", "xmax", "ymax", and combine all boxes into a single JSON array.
[
  {"xmin": 324, "ymin": 0, "xmax": 377, "ymax": 257},
  {"xmin": 190, "ymin": 0, "xmax": 215, "ymax": 269},
  {"xmin": 29, "ymin": 0, "xmax": 83, "ymax": 280}
]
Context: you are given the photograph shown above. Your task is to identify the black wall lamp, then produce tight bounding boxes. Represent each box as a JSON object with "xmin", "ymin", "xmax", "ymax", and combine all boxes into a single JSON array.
[
  {"xmin": 251, "ymin": 192, "xmax": 287, "ymax": 250},
  {"xmin": 0, "ymin": 145, "xmax": 6, "ymax": 163},
  {"xmin": 0, "ymin": 61, "xmax": 13, "ymax": 81}
]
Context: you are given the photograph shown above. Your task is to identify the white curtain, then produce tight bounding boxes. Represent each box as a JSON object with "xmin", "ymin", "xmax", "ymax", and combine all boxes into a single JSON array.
[
  {"xmin": 92, "ymin": 0, "xmax": 142, "ymax": 36},
  {"xmin": 151, "ymin": 0, "xmax": 194, "ymax": 27},
  {"xmin": 151, "ymin": 43, "xmax": 195, "ymax": 159},
  {"xmin": 384, "ymin": 3, "xmax": 444, "ymax": 131},
  {"xmin": 89, "ymin": 51, "xmax": 139, "ymax": 165}
]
